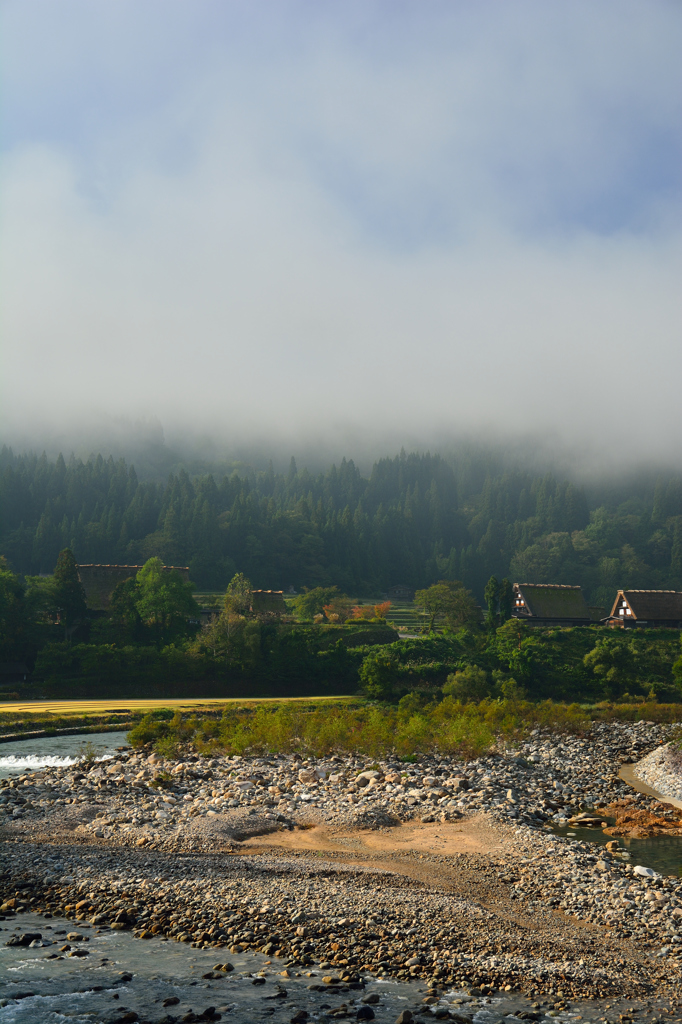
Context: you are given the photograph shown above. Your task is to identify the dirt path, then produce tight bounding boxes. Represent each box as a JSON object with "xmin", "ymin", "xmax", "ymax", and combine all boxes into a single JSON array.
[
  {"xmin": 240, "ymin": 815, "xmax": 509, "ymax": 860},
  {"xmin": 237, "ymin": 814, "xmax": 664, "ymax": 987}
]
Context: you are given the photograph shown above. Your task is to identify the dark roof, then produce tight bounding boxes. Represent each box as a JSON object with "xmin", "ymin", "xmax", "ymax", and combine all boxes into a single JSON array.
[
  {"xmin": 0, "ymin": 663, "xmax": 30, "ymax": 675},
  {"xmin": 77, "ymin": 564, "xmax": 190, "ymax": 610},
  {"xmin": 516, "ymin": 583, "xmax": 590, "ymax": 620},
  {"xmin": 613, "ymin": 590, "xmax": 682, "ymax": 621},
  {"xmin": 251, "ymin": 590, "xmax": 287, "ymax": 613}
]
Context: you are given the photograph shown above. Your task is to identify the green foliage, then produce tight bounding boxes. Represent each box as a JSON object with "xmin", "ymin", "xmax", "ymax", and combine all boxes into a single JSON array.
[
  {"xmin": 0, "ymin": 559, "xmax": 30, "ymax": 661},
  {"xmin": 484, "ymin": 576, "xmax": 500, "ymax": 628},
  {"xmin": 52, "ymin": 549, "xmax": 87, "ymax": 633},
  {"xmin": 127, "ymin": 713, "xmax": 170, "ymax": 747},
  {"xmin": 294, "ymin": 587, "xmax": 345, "ymax": 621},
  {"xmin": 414, "ymin": 580, "xmax": 480, "ymax": 632},
  {"xmin": 397, "ymin": 690, "xmax": 434, "ymax": 720},
  {"xmin": 443, "ymin": 665, "xmax": 490, "ymax": 702},
  {"xmin": 2, "ymin": 445, "xmax": 682, "ymax": 609},
  {"xmin": 98, "ymin": 577, "xmax": 144, "ymax": 644},
  {"xmin": 499, "ymin": 578, "xmax": 513, "ymax": 622},
  {"xmin": 190, "ymin": 613, "xmax": 263, "ymax": 671},
  {"xmin": 583, "ymin": 632, "xmax": 682, "ymax": 701},
  {"xmin": 129, "ymin": 695, "xmax": 598, "ymax": 761},
  {"xmin": 492, "ymin": 672, "xmax": 528, "ymax": 701},
  {"xmin": 135, "ymin": 557, "xmax": 200, "ymax": 644},
  {"xmin": 672, "ymin": 643, "xmax": 682, "ymax": 687},
  {"xmin": 358, "ymin": 647, "xmax": 401, "ymax": 700},
  {"xmin": 224, "ymin": 572, "xmax": 253, "ymax": 615},
  {"xmin": 76, "ymin": 739, "xmax": 98, "ymax": 763}
]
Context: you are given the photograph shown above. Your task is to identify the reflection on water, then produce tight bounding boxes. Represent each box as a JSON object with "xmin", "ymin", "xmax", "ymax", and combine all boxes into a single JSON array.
[
  {"xmin": 0, "ymin": 911, "xmax": 642, "ymax": 1024},
  {"xmin": 0, "ymin": 911, "xmax": 424, "ymax": 1024},
  {"xmin": 551, "ymin": 821, "xmax": 682, "ymax": 877},
  {"xmin": 0, "ymin": 731, "xmax": 128, "ymax": 779}
]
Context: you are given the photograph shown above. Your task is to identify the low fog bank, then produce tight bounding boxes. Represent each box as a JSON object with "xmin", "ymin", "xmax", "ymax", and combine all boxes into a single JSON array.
[
  {"xmin": 1, "ymin": 414, "xmax": 680, "ymax": 492},
  {"xmin": 2, "ymin": 4, "xmax": 679, "ymax": 475}
]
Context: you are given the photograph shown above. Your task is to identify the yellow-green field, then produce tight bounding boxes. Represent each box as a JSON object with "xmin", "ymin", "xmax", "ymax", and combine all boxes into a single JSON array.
[{"xmin": 0, "ymin": 695, "xmax": 356, "ymax": 717}]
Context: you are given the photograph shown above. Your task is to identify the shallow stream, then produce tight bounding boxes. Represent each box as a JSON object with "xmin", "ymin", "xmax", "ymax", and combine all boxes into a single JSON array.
[
  {"xmin": 550, "ymin": 819, "xmax": 682, "ymax": 877},
  {"xmin": 0, "ymin": 732, "xmax": 128, "ymax": 780},
  {"xmin": 0, "ymin": 912, "xmax": 665, "ymax": 1024}
]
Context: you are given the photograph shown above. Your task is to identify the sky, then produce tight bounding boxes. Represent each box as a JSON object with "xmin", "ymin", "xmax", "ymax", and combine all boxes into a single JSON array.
[{"xmin": 1, "ymin": 0, "xmax": 681, "ymax": 465}]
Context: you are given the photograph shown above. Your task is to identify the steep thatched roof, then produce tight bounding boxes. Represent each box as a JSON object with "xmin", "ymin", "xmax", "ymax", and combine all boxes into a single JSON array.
[
  {"xmin": 251, "ymin": 589, "xmax": 287, "ymax": 614},
  {"xmin": 515, "ymin": 583, "xmax": 590, "ymax": 620},
  {"xmin": 77, "ymin": 563, "xmax": 190, "ymax": 610},
  {"xmin": 612, "ymin": 590, "xmax": 682, "ymax": 622}
]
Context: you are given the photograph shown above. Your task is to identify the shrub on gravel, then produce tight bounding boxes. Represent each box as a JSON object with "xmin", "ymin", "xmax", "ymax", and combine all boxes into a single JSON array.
[{"xmin": 128, "ymin": 697, "xmax": 682, "ymax": 759}]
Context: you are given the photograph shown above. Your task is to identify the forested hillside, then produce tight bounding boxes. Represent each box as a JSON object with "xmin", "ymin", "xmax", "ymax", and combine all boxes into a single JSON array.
[{"xmin": 1, "ymin": 445, "xmax": 681, "ymax": 609}]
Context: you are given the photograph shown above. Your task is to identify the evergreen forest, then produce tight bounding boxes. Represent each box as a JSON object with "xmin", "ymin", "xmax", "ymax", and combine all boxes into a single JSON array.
[{"xmin": 2, "ymin": 444, "xmax": 682, "ymax": 611}]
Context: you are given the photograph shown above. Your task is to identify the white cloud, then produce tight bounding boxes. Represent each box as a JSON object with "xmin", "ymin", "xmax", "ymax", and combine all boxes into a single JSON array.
[{"xmin": 1, "ymin": 0, "xmax": 680, "ymax": 460}]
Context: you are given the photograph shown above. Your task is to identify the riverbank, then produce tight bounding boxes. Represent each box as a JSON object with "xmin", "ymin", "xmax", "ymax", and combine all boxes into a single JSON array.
[
  {"xmin": 633, "ymin": 742, "xmax": 682, "ymax": 807},
  {"xmin": 2, "ymin": 721, "xmax": 682, "ymax": 1019}
]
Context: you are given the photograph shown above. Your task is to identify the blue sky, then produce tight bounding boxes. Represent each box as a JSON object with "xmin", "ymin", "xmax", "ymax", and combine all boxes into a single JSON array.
[{"xmin": 1, "ymin": 0, "xmax": 681, "ymax": 457}]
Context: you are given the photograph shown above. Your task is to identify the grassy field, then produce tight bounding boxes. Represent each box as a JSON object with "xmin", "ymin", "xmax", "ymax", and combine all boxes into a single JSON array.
[
  {"xmin": 3, "ymin": 693, "xmax": 681, "ymax": 753},
  {"xmin": 0, "ymin": 695, "xmax": 357, "ymax": 741},
  {"xmin": 0, "ymin": 695, "xmax": 354, "ymax": 716}
]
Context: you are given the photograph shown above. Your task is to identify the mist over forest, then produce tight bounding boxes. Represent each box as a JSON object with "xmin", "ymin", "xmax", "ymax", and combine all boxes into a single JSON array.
[
  {"xmin": 2, "ymin": 431, "xmax": 681, "ymax": 614},
  {"xmin": 1, "ymin": 1, "xmax": 680, "ymax": 622}
]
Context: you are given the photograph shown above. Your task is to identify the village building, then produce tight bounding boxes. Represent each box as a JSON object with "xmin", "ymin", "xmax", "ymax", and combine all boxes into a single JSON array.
[
  {"xmin": 511, "ymin": 583, "xmax": 591, "ymax": 626},
  {"xmin": 251, "ymin": 590, "xmax": 287, "ymax": 615},
  {"xmin": 0, "ymin": 662, "xmax": 30, "ymax": 684},
  {"xmin": 386, "ymin": 584, "xmax": 415, "ymax": 600},
  {"xmin": 77, "ymin": 564, "xmax": 190, "ymax": 611},
  {"xmin": 603, "ymin": 590, "xmax": 682, "ymax": 628}
]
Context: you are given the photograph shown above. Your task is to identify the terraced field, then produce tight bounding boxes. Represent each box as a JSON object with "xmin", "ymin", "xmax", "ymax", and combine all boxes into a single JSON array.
[{"xmin": 0, "ymin": 694, "xmax": 355, "ymax": 717}]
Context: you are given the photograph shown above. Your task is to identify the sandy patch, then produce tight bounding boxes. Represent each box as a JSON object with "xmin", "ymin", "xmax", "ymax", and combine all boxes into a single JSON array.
[{"xmin": 240, "ymin": 815, "xmax": 508, "ymax": 859}]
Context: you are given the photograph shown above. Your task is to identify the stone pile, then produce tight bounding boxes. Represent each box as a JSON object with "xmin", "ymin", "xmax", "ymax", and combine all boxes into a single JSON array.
[
  {"xmin": 2, "ymin": 720, "xmax": 682, "ymax": 1007},
  {"xmin": 2, "ymin": 719, "xmax": 677, "ymax": 843},
  {"xmin": 632, "ymin": 742, "xmax": 682, "ymax": 805}
]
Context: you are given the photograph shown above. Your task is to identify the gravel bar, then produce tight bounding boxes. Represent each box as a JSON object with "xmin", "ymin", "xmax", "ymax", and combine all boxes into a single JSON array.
[{"xmin": 2, "ymin": 720, "xmax": 682, "ymax": 1020}]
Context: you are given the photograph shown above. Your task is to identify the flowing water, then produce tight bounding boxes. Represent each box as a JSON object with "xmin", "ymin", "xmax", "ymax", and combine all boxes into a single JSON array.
[
  {"xmin": 0, "ymin": 732, "xmax": 128, "ymax": 780},
  {"xmin": 0, "ymin": 912, "xmax": 653, "ymax": 1024},
  {"xmin": 0, "ymin": 740, "xmax": 681, "ymax": 1018}
]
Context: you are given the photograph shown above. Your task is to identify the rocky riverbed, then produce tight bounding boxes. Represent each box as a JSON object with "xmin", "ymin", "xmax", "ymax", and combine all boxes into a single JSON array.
[
  {"xmin": 633, "ymin": 743, "xmax": 682, "ymax": 807},
  {"xmin": 2, "ymin": 720, "xmax": 682, "ymax": 1021}
]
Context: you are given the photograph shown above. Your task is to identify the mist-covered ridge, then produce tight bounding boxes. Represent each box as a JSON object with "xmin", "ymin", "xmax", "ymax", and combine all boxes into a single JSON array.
[{"xmin": 1, "ymin": 443, "xmax": 681, "ymax": 610}]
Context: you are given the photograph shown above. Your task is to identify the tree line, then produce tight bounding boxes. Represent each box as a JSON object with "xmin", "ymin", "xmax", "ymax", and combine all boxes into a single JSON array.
[
  {"xmin": 1, "ymin": 444, "xmax": 681, "ymax": 609},
  {"xmin": 2, "ymin": 547, "xmax": 681, "ymax": 704}
]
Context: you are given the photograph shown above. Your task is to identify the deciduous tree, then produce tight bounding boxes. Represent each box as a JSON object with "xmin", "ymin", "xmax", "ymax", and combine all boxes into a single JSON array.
[
  {"xmin": 136, "ymin": 557, "xmax": 199, "ymax": 644},
  {"xmin": 415, "ymin": 580, "xmax": 479, "ymax": 632}
]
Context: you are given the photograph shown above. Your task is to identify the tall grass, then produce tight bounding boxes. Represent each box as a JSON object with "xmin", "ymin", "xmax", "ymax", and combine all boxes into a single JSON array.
[
  {"xmin": 127, "ymin": 697, "xmax": 682, "ymax": 761},
  {"xmin": 591, "ymin": 701, "xmax": 682, "ymax": 724},
  {"xmin": 127, "ymin": 696, "xmax": 598, "ymax": 760}
]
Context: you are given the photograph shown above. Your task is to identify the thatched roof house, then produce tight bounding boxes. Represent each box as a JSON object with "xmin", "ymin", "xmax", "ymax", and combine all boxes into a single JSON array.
[
  {"xmin": 604, "ymin": 590, "xmax": 682, "ymax": 628},
  {"xmin": 251, "ymin": 590, "xmax": 287, "ymax": 614},
  {"xmin": 511, "ymin": 583, "xmax": 591, "ymax": 626},
  {"xmin": 77, "ymin": 564, "xmax": 190, "ymax": 611}
]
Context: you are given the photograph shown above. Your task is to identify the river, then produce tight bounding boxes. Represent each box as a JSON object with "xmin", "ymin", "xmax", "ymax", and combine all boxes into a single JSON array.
[
  {"xmin": 0, "ymin": 732, "xmax": 129, "ymax": 781},
  {"xmin": 0, "ymin": 910, "xmax": 625, "ymax": 1024}
]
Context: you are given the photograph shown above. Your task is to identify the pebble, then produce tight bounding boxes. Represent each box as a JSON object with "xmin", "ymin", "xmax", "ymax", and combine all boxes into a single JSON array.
[
  {"xmin": 632, "ymin": 743, "xmax": 682, "ymax": 804},
  {"xmin": 2, "ymin": 719, "xmax": 682, "ymax": 1012}
]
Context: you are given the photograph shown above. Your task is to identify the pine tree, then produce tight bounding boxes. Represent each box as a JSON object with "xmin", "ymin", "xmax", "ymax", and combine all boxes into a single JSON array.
[
  {"xmin": 498, "ymin": 578, "xmax": 513, "ymax": 622},
  {"xmin": 484, "ymin": 575, "xmax": 500, "ymax": 628},
  {"xmin": 53, "ymin": 548, "xmax": 87, "ymax": 638}
]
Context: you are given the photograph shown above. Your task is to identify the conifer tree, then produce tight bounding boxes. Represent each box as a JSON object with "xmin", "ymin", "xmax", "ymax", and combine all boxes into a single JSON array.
[
  {"xmin": 484, "ymin": 575, "xmax": 500, "ymax": 628},
  {"xmin": 498, "ymin": 578, "xmax": 513, "ymax": 623},
  {"xmin": 53, "ymin": 548, "xmax": 87, "ymax": 638}
]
